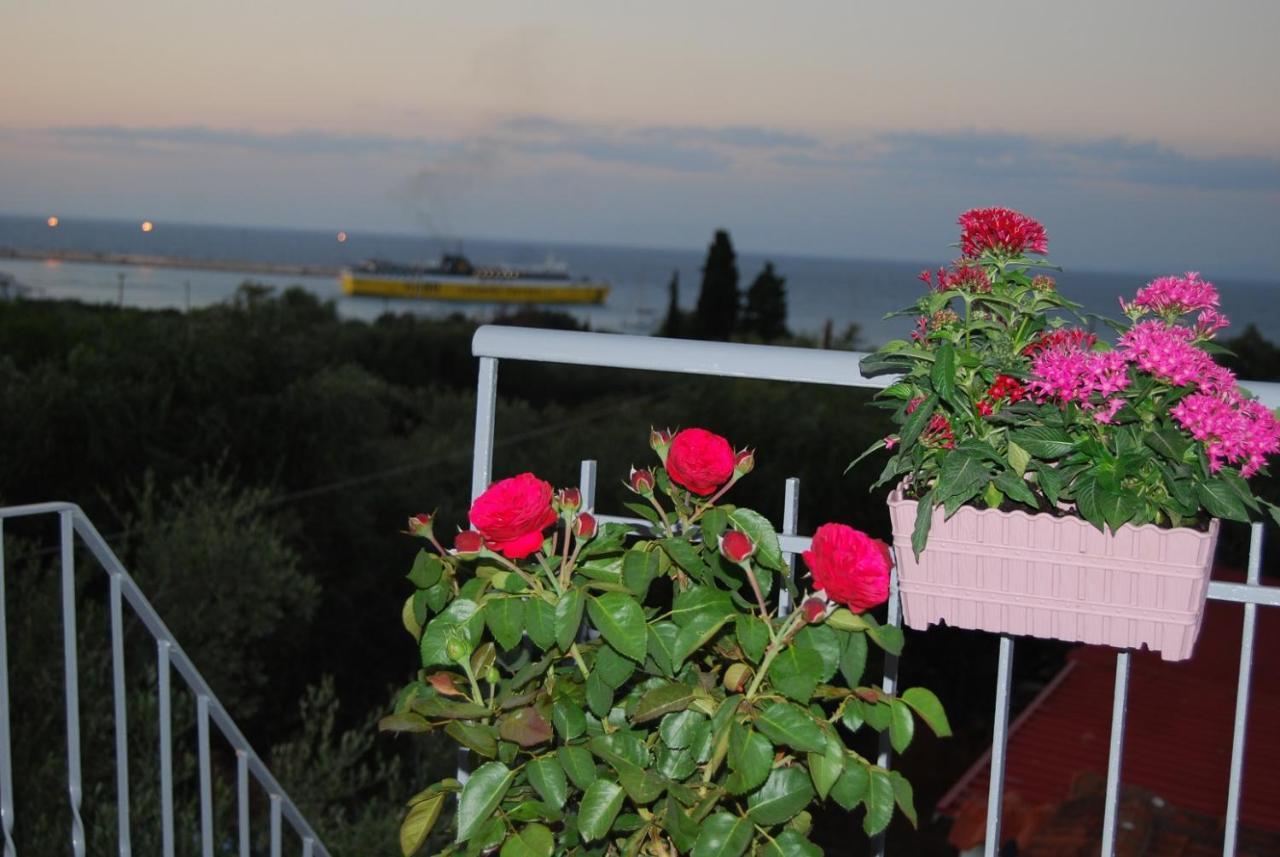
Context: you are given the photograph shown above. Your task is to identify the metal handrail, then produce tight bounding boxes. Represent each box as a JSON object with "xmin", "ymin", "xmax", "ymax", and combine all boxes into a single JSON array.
[
  {"xmin": 0, "ymin": 502, "xmax": 329, "ymax": 857},
  {"xmin": 469, "ymin": 324, "xmax": 1277, "ymax": 857}
]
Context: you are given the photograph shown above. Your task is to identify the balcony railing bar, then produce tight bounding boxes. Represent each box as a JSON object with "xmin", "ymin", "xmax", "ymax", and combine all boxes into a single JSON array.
[
  {"xmin": 0, "ymin": 502, "xmax": 329, "ymax": 857},
  {"xmin": 470, "ymin": 326, "xmax": 1280, "ymax": 857}
]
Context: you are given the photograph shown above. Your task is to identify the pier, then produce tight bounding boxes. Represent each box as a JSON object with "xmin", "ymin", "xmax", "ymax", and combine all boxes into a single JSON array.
[{"xmin": 0, "ymin": 247, "xmax": 340, "ymax": 277}]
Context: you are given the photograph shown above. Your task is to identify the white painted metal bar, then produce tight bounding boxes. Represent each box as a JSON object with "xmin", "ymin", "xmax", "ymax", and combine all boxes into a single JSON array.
[
  {"xmin": 1207, "ymin": 579, "xmax": 1280, "ymax": 607},
  {"xmin": 157, "ymin": 641, "xmax": 175, "ymax": 857},
  {"xmin": 779, "ymin": 477, "xmax": 799, "ymax": 617},
  {"xmin": 237, "ymin": 751, "xmax": 250, "ymax": 857},
  {"xmin": 579, "ymin": 459, "xmax": 598, "ymax": 513},
  {"xmin": 872, "ymin": 556, "xmax": 904, "ymax": 857},
  {"xmin": 198, "ymin": 694, "xmax": 214, "ymax": 857},
  {"xmin": 303, "ymin": 838, "xmax": 315, "ymax": 857},
  {"xmin": 60, "ymin": 510, "xmax": 86, "ymax": 857},
  {"xmin": 109, "ymin": 573, "xmax": 132, "ymax": 857},
  {"xmin": 471, "ymin": 356, "xmax": 499, "ymax": 502},
  {"xmin": 1223, "ymin": 522, "xmax": 1264, "ymax": 856},
  {"xmin": 983, "ymin": 636, "xmax": 1015, "ymax": 857},
  {"xmin": 1100, "ymin": 650, "xmax": 1132, "ymax": 856},
  {"xmin": 270, "ymin": 794, "xmax": 282, "ymax": 857},
  {"xmin": 0, "ymin": 520, "xmax": 15, "ymax": 857}
]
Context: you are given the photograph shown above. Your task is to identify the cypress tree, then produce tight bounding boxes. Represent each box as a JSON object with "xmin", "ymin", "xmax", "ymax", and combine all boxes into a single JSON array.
[
  {"xmin": 694, "ymin": 229, "xmax": 739, "ymax": 340},
  {"xmin": 742, "ymin": 261, "xmax": 789, "ymax": 342},
  {"xmin": 659, "ymin": 270, "xmax": 682, "ymax": 338}
]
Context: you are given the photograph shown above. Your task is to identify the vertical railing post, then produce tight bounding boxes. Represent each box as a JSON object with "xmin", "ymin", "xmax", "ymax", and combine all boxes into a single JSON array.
[
  {"xmin": 198, "ymin": 695, "xmax": 214, "ymax": 857},
  {"xmin": 110, "ymin": 572, "xmax": 133, "ymax": 857},
  {"xmin": 471, "ymin": 356, "xmax": 499, "ymax": 503},
  {"xmin": 1100, "ymin": 650, "xmax": 1132, "ymax": 856},
  {"xmin": 270, "ymin": 794, "xmax": 283, "ymax": 857},
  {"xmin": 779, "ymin": 477, "xmax": 800, "ymax": 617},
  {"xmin": 237, "ymin": 750, "xmax": 250, "ymax": 857},
  {"xmin": 157, "ymin": 640, "xmax": 175, "ymax": 857},
  {"xmin": 873, "ymin": 552, "xmax": 904, "ymax": 857},
  {"xmin": 1223, "ymin": 522, "xmax": 1265, "ymax": 856},
  {"xmin": 0, "ymin": 520, "xmax": 17, "ymax": 857},
  {"xmin": 60, "ymin": 510, "xmax": 86, "ymax": 857},
  {"xmin": 579, "ymin": 460, "xmax": 598, "ymax": 513},
  {"xmin": 983, "ymin": 636, "xmax": 1015, "ymax": 857}
]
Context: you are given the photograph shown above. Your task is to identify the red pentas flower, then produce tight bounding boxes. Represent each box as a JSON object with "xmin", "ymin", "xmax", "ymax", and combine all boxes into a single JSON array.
[
  {"xmin": 803, "ymin": 523, "xmax": 892, "ymax": 613},
  {"xmin": 665, "ymin": 428, "xmax": 735, "ymax": 495},
  {"xmin": 957, "ymin": 207, "xmax": 1048, "ymax": 258},
  {"xmin": 469, "ymin": 473, "xmax": 557, "ymax": 559}
]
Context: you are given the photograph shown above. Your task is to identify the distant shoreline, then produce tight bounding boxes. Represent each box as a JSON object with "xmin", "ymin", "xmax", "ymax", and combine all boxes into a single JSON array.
[{"xmin": 0, "ymin": 247, "xmax": 341, "ymax": 278}]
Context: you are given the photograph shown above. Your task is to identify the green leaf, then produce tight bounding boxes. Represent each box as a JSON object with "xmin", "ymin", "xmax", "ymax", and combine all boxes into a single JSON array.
[
  {"xmin": 498, "ymin": 706, "xmax": 554, "ymax": 748},
  {"xmin": 525, "ymin": 757, "xmax": 568, "ymax": 809},
  {"xmin": 862, "ymin": 699, "xmax": 892, "ymax": 732},
  {"xmin": 622, "ymin": 548, "xmax": 660, "ymax": 598},
  {"xmin": 911, "ymin": 488, "xmax": 935, "ymax": 559},
  {"xmin": 660, "ymin": 538, "xmax": 711, "ymax": 579},
  {"xmin": 1098, "ymin": 487, "xmax": 1140, "ymax": 531},
  {"xmin": 724, "ymin": 724, "xmax": 773, "ymax": 795},
  {"xmin": 647, "ymin": 622, "xmax": 680, "ymax": 676},
  {"xmin": 994, "ymin": 470, "xmax": 1039, "ymax": 509},
  {"xmin": 407, "ymin": 550, "xmax": 444, "ymax": 589},
  {"xmin": 671, "ymin": 586, "xmax": 734, "ymax": 626},
  {"xmin": 898, "ymin": 394, "xmax": 937, "ymax": 451},
  {"xmin": 400, "ymin": 792, "xmax": 445, "ymax": 856},
  {"xmin": 551, "ymin": 699, "xmax": 586, "ymax": 741},
  {"xmin": 1009, "ymin": 426, "xmax": 1075, "ymax": 459},
  {"xmin": 420, "ymin": 599, "xmax": 482, "ymax": 667},
  {"xmin": 486, "ymin": 597, "xmax": 526, "ymax": 653},
  {"xmin": 888, "ymin": 699, "xmax": 915, "ymax": 753},
  {"xmin": 754, "ymin": 701, "xmax": 827, "ymax": 754},
  {"xmin": 692, "ymin": 812, "xmax": 752, "ymax": 857},
  {"xmin": 556, "ymin": 745, "xmax": 597, "ymax": 791},
  {"xmin": 525, "ymin": 597, "xmax": 556, "ymax": 650},
  {"xmin": 862, "ymin": 767, "xmax": 895, "ymax": 836},
  {"xmin": 1197, "ymin": 479, "xmax": 1250, "ymax": 522},
  {"xmin": 769, "ymin": 646, "xmax": 824, "ymax": 702},
  {"xmin": 585, "ymin": 670, "xmax": 613, "ymax": 719},
  {"xmin": 794, "ymin": 625, "xmax": 841, "ymax": 683},
  {"xmin": 930, "ymin": 342, "xmax": 956, "ymax": 403},
  {"xmin": 937, "ymin": 451, "xmax": 991, "ymax": 513},
  {"xmin": 839, "ymin": 631, "xmax": 868, "ymax": 686},
  {"xmin": 664, "ymin": 793, "xmax": 700, "ymax": 853},
  {"xmin": 901, "ymin": 687, "xmax": 951, "ymax": 737},
  {"xmin": 830, "ymin": 760, "xmax": 869, "ymax": 811},
  {"xmin": 807, "ymin": 727, "xmax": 846, "ymax": 800},
  {"xmin": 657, "ymin": 745, "xmax": 697, "ymax": 781},
  {"xmin": 378, "ymin": 712, "xmax": 432, "ymax": 734},
  {"xmin": 727, "ymin": 508, "xmax": 785, "ymax": 571},
  {"xmin": 1073, "ymin": 474, "xmax": 1106, "ymax": 531},
  {"xmin": 761, "ymin": 831, "xmax": 822, "ymax": 857},
  {"xmin": 554, "ymin": 590, "xmax": 585, "ymax": 653},
  {"xmin": 1006, "ymin": 441, "xmax": 1031, "ymax": 477},
  {"xmin": 866, "ymin": 623, "xmax": 904, "ymax": 657},
  {"xmin": 500, "ymin": 823, "xmax": 554, "ymax": 857},
  {"xmin": 577, "ymin": 780, "xmax": 625, "ymax": 843},
  {"xmin": 1145, "ymin": 428, "xmax": 1190, "ymax": 462},
  {"xmin": 701, "ymin": 507, "xmax": 730, "ymax": 543},
  {"xmin": 455, "ymin": 761, "xmax": 514, "ymax": 842},
  {"xmin": 1034, "ymin": 464, "xmax": 1063, "ymax": 508},
  {"xmin": 736, "ymin": 615, "xmax": 769, "ymax": 663},
  {"xmin": 747, "ymin": 766, "xmax": 815, "ymax": 826},
  {"xmin": 632, "ymin": 682, "xmax": 699, "ymax": 724},
  {"xmin": 659, "ymin": 710, "xmax": 706, "ymax": 749},
  {"xmin": 587, "ymin": 593, "xmax": 648, "ymax": 662},
  {"xmin": 443, "ymin": 721, "xmax": 498, "ymax": 758},
  {"xmin": 673, "ymin": 611, "xmax": 733, "ymax": 669},
  {"xmin": 594, "ymin": 644, "xmax": 637, "ymax": 688},
  {"xmin": 890, "ymin": 771, "xmax": 918, "ymax": 828}
]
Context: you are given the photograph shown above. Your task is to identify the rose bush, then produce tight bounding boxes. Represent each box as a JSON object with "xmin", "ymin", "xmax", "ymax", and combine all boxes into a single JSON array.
[
  {"xmin": 386, "ymin": 429, "xmax": 949, "ymax": 856},
  {"xmin": 857, "ymin": 207, "xmax": 1280, "ymax": 556}
]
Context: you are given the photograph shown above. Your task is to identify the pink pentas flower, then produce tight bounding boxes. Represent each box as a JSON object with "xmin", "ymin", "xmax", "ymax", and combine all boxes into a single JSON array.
[
  {"xmin": 803, "ymin": 523, "xmax": 892, "ymax": 613},
  {"xmin": 1028, "ymin": 348, "xmax": 1130, "ymax": 405},
  {"xmin": 1118, "ymin": 321, "xmax": 1211, "ymax": 388},
  {"xmin": 935, "ymin": 261, "xmax": 992, "ymax": 293},
  {"xmin": 1170, "ymin": 392, "xmax": 1280, "ymax": 477},
  {"xmin": 1124, "ymin": 272, "xmax": 1221, "ymax": 318},
  {"xmin": 469, "ymin": 473, "xmax": 557, "ymax": 559},
  {"xmin": 1195, "ymin": 309, "xmax": 1230, "ymax": 339},
  {"xmin": 957, "ymin": 207, "xmax": 1049, "ymax": 257}
]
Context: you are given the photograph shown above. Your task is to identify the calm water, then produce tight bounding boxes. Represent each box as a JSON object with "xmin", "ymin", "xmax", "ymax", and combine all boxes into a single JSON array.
[{"xmin": 3, "ymin": 215, "xmax": 1278, "ymax": 346}]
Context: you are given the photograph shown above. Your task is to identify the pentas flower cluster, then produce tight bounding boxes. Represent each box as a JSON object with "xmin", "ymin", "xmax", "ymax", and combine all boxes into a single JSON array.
[
  {"xmin": 1171, "ymin": 394, "xmax": 1280, "ymax": 477},
  {"xmin": 1122, "ymin": 271, "xmax": 1219, "ymax": 319},
  {"xmin": 957, "ymin": 206, "xmax": 1049, "ymax": 258}
]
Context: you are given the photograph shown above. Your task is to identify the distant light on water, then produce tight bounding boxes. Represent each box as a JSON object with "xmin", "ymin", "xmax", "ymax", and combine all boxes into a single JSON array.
[
  {"xmin": 336, "ymin": 231, "xmax": 347, "ymax": 243},
  {"xmin": 46, "ymin": 215, "xmax": 59, "ymax": 228},
  {"xmin": 140, "ymin": 220, "xmax": 154, "ymax": 233}
]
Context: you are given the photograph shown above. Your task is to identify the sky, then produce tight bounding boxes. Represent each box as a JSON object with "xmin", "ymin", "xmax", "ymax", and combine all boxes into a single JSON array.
[{"xmin": 2, "ymin": 0, "xmax": 1278, "ymax": 276}]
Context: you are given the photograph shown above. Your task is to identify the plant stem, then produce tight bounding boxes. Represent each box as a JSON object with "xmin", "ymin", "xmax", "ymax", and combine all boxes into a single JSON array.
[
  {"xmin": 741, "ymin": 562, "xmax": 774, "ymax": 640},
  {"xmin": 744, "ymin": 612, "xmax": 807, "ymax": 699},
  {"xmin": 568, "ymin": 643, "xmax": 590, "ymax": 680}
]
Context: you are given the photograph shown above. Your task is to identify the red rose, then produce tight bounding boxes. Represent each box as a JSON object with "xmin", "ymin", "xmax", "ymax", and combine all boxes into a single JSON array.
[
  {"xmin": 803, "ymin": 523, "xmax": 892, "ymax": 613},
  {"xmin": 665, "ymin": 428, "xmax": 735, "ymax": 495},
  {"xmin": 469, "ymin": 473, "xmax": 557, "ymax": 559}
]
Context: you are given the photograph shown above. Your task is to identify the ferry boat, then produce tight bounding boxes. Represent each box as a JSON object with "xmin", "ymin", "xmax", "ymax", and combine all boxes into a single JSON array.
[{"xmin": 340, "ymin": 254, "xmax": 610, "ymax": 305}]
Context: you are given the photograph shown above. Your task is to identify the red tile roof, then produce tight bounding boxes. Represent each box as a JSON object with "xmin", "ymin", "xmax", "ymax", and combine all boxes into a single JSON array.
[{"xmin": 939, "ymin": 576, "xmax": 1280, "ymax": 834}]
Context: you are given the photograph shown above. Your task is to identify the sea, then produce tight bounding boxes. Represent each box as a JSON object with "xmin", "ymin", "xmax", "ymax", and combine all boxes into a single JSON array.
[{"xmin": 2, "ymin": 214, "xmax": 1278, "ymax": 347}]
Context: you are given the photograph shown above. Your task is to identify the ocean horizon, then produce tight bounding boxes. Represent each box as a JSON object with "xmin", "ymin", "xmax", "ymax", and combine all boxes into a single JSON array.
[{"xmin": 3, "ymin": 212, "xmax": 1278, "ymax": 346}]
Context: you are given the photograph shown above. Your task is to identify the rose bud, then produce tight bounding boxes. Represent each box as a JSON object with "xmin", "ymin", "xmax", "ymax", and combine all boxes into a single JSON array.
[
  {"xmin": 453, "ymin": 530, "xmax": 484, "ymax": 555},
  {"xmin": 574, "ymin": 512, "xmax": 597, "ymax": 540},
  {"xmin": 406, "ymin": 513, "xmax": 435, "ymax": 539},
  {"xmin": 719, "ymin": 530, "xmax": 756, "ymax": 564},
  {"xmin": 444, "ymin": 627, "xmax": 473, "ymax": 664},
  {"xmin": 802, "ymin": 596, "xmax": 829, "ymax": 624},
  {"xmin": 733, "ymin": 448, "xmax": 755, "ymax": 477},
  {"xmin": 555, "ymin": 487, "xmax": 582, "ymax": 513},
  {"xmin": 724, "ymin": 662, "xmax": 753, "ymax": 693},
  {"xmin": 628, "ymin": 466, "xmax": 656, "ymax": 496},
  {"xmin": 650, "ymin": 427, "xmax": 674, "ymax": 459}
]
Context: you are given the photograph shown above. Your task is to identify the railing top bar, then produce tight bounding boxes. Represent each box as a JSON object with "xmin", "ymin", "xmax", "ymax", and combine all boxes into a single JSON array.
[
  {"xmin": 472, "ymin": 326, "xmax": 893, "ymax": 389},
  {"xmin": 0, "ymin": 501, "xmax": 79, "ymax": 519}
]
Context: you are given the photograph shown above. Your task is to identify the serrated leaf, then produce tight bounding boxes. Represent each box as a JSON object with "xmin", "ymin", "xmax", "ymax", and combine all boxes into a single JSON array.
[
  {"xmin": 407, "ymin": 550, "xmax": 444, "ymax": 589},
  {"xmin": 727, "ymin": 508, "xmax": 785, "ymax": 571},
  {"xmin": 701, "ymin": 507, "xmax": 730, "ymax": 543},
  {"xmin": 888, "ymin": 699, "xmax": 915, "ymax": 753},
  {"xmin": 830, "ymin": 759, "xmax": 869, "ymax": 811},
  {"xmin": 794, "ymin": 624, "xmax": 841, "ymax": 683},
  {"xmin": 499, "ymin": 823, "xmax": 554, "ymax": 857},
  {"xmin": 498, "ymin": 706, "xmax": 553, "ymax": 748},
  {"xmin": 585, "ymin": 670, "xmax": 613, "ymax": 719},
  {"xmin": 443, "ymin": 721, "xmax": 497, "ymax": 757},
  {"xmin": 725, "ymin": 722, "xmax": 772, "ymax": 795},
  {"xmin": 754, "ymin": 701, "xmax": 826, "ymax": 754},
  {"xmin": 867, "ymin": 622, "xmax": 904, "ymax": 657},
  {"xmin": 554, "ymin": 589, "xmax": 584, "ymax": 653},
  {"xmin": 736, "ymin": 615, "xmax": 769, "ymax": 664},
  {"xmin": 633, "ymin": 682, "xmax": 698, "ymax": 724},
  {"xmin": 761, "ymin": 830, "xmax": 822, "ymax": 857},
  {"xmin": 577, "ymin": 780, "xmax": 625, "ymax": 843},
  {"xmin": 526, "ymin": 756, "xmax": 568, "ymax": 810},
  {"xmin": 648, "ymin": 622, "xmax": 680, "ymax": 676},
  {"xmin": 807, "ymin": 727, "xmax": 845, "ymax": 800},
  {"xmin": 747, "ymin": 766, "xmax": 815, "ymax": 826},
  {"xmin": 622, "ymin": 548, "xmax": 660, "ymax": 598},
  {"xmin": 769, "ymin": 646, "xmax": 824, "ymax": 702},
  {"xmin": 890, "ymin": 771, "xmax": 918, "ymax": 828},
  {"xmin": 692, "ymin": 812, "xmax": 752, "ymax": 857},
  {"xmin": 420, "ymin": 599, "xmax": 482, "ymax": 667},
  {"xmin": 901, "ymin": 687, "xmax": 951, "ymax": 737},
  {"xmin": 587, "ymin": 593, "xmax": 648, "ymax": 662},
  {"xmin": 556, "ymin": 745, "xmax": 597, "ymax": 791},
  {"xmin": 839, "ymin": 630, "xmax": 868, "ymax": 686},
  {"xmin": 674, "ymin": 611, "xmax": 733, "ymax": 668},
  {"xmin": 525, "ymin": 597, "xmax": 556, "ymax": 650},
  {"xmin": 594, "ymin": 644, "xmax": 637, "ymax": 688},
  {"xmin": 378, "ymin": 712, "xmax": 432, "ymax": 733},
  {"xmin": 455, "ymin": 761, "xmax": 514, "ymax": 842},
  {"xmin": 862, "ymin": 767, "xmax": 895, "ymax": 836},
  {"xmin": 486, "ymin": 597, "xmax": 526, "ymax": 652},
  {"xmin": 660, "ymin": 710, "xmax": 706, "ymax": 749},
  {"xmin": 660, "ymin": 537, "xmax": 711, "ymax": 579},
  {"xmin": 399, "ymin": 792, "xmax": 445, "ymax": 856},
  {"xmin": 551, "ymin": 698, "xmax": 586, "ymax": 741}
]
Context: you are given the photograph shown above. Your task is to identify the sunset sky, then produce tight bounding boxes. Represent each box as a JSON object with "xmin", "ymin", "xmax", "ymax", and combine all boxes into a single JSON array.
[{"xmin": 2, "ymin": 1, "xmax": 1278, "ymax": 274}]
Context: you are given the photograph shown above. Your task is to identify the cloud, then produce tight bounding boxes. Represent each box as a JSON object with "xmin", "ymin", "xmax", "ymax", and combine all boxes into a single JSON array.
[
  {"xmin": 47, "ymin": 124, "xmax": 440, "ymax": 157},
  {"xmin": 779, "ymin": 130, "xmax": 1280, "ymax": 193}
]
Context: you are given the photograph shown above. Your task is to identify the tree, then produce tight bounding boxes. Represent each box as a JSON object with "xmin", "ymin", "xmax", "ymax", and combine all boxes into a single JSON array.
[
  {"xmin": 659, "ymin": 269, "xmax": 683, "ymax": 338},
  {"xmin": 694, "ymin": 229, "xmax": 739, "ymax": 340},
  {"xmin": 741, "ymin": 261, "xmax": 789, "ymax": 341}
]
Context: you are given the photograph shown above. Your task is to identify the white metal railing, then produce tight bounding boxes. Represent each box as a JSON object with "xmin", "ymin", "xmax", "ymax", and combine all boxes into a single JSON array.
[
  {"xmin": 0, "ymin": 502, "xmax": 328, "ymax": 857},
  {"xmin": 469, "ymin": 324, "xmax": 1280, "ymax": 857}
]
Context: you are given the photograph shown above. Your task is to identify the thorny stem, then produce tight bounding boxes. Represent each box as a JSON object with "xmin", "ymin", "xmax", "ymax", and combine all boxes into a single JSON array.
[
  {"xmin": 489, "ymin": 553, "xmax": 544, "ymax": 593},
  {"xmin": 745, "ymin": 612, "xmax": 808, "ymax": 700},
  {"xmin": 689, "ymin": 477, "xmax": 741, "ymax": 525},
  {"xmin": 646, "ymin": 494, "xmax": 673, "ymax": 536},
  {"xmin": 741, "ymin": 562, "xmax": 774, "ymax": 640},
  {"xmin": 561, "ymin": 539, "xmax": 586, "ymax": 589}
]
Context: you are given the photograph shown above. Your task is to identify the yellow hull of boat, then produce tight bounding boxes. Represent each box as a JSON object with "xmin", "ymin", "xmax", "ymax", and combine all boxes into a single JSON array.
[{"xmin": 341, "ymin": 272, "xmax": 609, "ymax": 305}]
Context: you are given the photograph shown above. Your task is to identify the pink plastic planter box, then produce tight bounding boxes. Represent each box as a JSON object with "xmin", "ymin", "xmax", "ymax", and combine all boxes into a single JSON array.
[{"xmin": 887, "ymin": 488, "xmax": 1220, "ymax": 661}]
